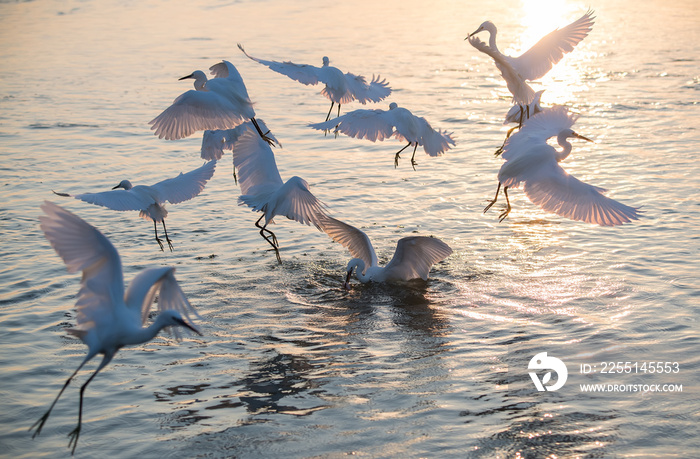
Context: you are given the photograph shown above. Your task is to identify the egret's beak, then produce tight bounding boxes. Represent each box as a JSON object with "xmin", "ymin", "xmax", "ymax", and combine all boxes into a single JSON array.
[
  {"xmin": 342, "ymin": 269, "xmax": 353, "ymax": 290},
  {"xmin": 573, "ymin": 132, "xmax": 594, "ymax": 143},
  {"xmin": 178, "ymin": 73, "xmax": 194, "ymax": 81},
  {"xmin": 175, "ymin": 317, "xmax": 203, "ymax": 336},
  {"xmin": 465, "ymin": 27, "xmax": 481, "ymax": 39},
  {"xmin": 111, "ymin": 184, "xmax": 120, "ymax": 190}
]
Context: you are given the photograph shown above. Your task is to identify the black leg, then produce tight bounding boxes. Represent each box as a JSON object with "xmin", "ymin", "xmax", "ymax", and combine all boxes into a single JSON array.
[
  {"xmin": 251, "ymin": 117, "xmax": 274, "ymax": 146},
  {"xmin": 67, "ymin": 357, "xmax": 110, "ymax": 455},
  {"xmin": 161, "ymin": 221, "xmax": 173, "ymax": 252},
  {"xmin": 498, "ymin": 187, "xmax": 511, "ymax": 222},
  {"xmin": 409, "ymin": 143, "xmax": 419, "ymax": 170},
  {"xmin": 484, "ymin": 182, "xmax": 501, "ymax": 213},
  {"xmin": 29, "ymin": 360, "xmax": 88, "ymax": 439},
  {"xmin": 255, "ymin": 214, "xmax": 281, "ymax": 263},
  {"xmin": 325, "ymin": 102, "xmax": 335, "ymax": 122},
  {"xmin": 495, "ymin": 126, "xmax": 519, "ymax": 156},
  {"xmin": 394, "ymin": 142, "xmax": 412, "ymax": 168},
  {"xmin": 153, "ymin": 221, "xmax": 164, "ymax": 251}
]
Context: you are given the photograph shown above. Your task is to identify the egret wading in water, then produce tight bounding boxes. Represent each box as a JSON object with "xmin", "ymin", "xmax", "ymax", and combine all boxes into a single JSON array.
[
  {"xmin": 484, "ymin": 106, "xmax": 640, "ymax": 226},
  {"xmin": 29, "ymin": 202, "xmax": 202, "ymax": 455},
  {"xmin": 318, "ymin": 215, "xmax": 452, "ymax": 288},
  {"xmin": 54, "ymin": 160, "xmax": 216, "ymax": 251},
  {"xmin": 238, "ymin": 44, "xmax": 392, "ymax": 121},
  {"xmin": 150, "ymin": 60, "xmax": 274, "ymax": 145},
  {"xmin": 233, "ymin": 128, "xmax": 329, "ymax": 263},
  {"xmin": 308, "ymin": 102, "xmax": 455, "ymax": 169}
]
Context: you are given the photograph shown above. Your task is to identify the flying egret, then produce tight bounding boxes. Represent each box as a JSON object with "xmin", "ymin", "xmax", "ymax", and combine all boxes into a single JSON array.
[
  {"xmin": 467, "ymin": 10, "xmax": 595, "ymax": 83},
  {"xmin": 483, "ymin": 106, "xmax": 640, "ymax": 226},
  {"xmin": 30, "ymin": 201, "xmax": 202, "ymax": 455},
  {"xmin": 54, "ymin": 160, "xmax": 216, "ymax": 251},
  {"xmin": 308, "ymin": 102, "xmax": 455, "ymax": 169},
  {"xmin": 201, "ymin": 119, "xmax": 280, "ymax": 161},
  {"xmin": 150, "ymin": 60, "xmax": 274, "ymax": 144},
  {"xmin": 318, "ymin": 215, "xmax": 452, "ymax": 288},
  {"xmin": 233, "ymin": 128, "xmax": 328, "ymax": 263},
  {"xmin": 238, "ymin": 44, "xmax": 391, "ymax": 121}
]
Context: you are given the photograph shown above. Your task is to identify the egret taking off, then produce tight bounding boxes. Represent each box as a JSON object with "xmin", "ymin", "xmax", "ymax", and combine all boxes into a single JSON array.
[
  {"xmin": 308, "ymin": 102, "xmax": 455, "ymax": 169},
  {"xmin": 233, "ymin": 128, "xmax": 329, "ymax": 263},
  {"xmin": 467, "ymin": 10, "xmax": 595, "ymax": 84},
  {"xmin": 238, "ymin": 44, "xmax": 392, "ymax": 121},
  {"xmin": 484, "ymin": 106, "xmax": 640, "ymax": 226},
  {"xmin": 150, "ymin": 60, "xmax": 273, "ymax": 144},
  {"xmin": 54, "ymin": 160, "xmax": 216, "ymax": 251},
  {"xmin": 318, "ymin": 215, "xmax": 452, "ymax": 288},
  {"xmin": 30, "ymin": 202, "xmax": 202, "ymax": 455}
]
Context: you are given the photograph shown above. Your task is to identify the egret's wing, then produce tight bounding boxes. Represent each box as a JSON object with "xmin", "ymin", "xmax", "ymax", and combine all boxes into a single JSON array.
[
  {"xmin": 308, "ymin": 109, "xmax": 395, "ymax": 142},
  {"xmin": 523, "ymin": 160, "xmax": 639, "ymax": 226},
  {"xmin": 39, "ymin": 201, "xmax": 124, "ymax": 332},
  {"xmin": 238, "ymin": 44, "xmax": 322, "ymax": 86},
  {"xmin": 74, "ymin": 189, "xmax": 148, "ymax": 212},
  {"xmin": 149, "ymin": 90, "xmax": 248, "ymax": 140},
  {"xmin": 420, "ymin": 122, "xmax": 455, "ymax": 157},
  {"xmin": 125, "ymin": 266, "xmax": 201, "ymax": 341},
  {"xmin": 501, "ymin": 105, "xmax": 575, "ymax": 160},
  {"xmin": 468, "ymin": 36, "xmax": 535, "ymax": 105},
  {"xmin": 383, "ymin": 236, "xmax": 453, "ymax": 281},
  {"xmin": 150, "ymin": 160, "xmax": 216, "ymax": 205},
  {"xmin": 233, "ymin": 128, "xmax": 284, "ymax": 197},
  {"xmin": 201, "ymin": 129, "xmax": 229, "ymax": 161},
  {"xmin": 345, "ymin": 73, "xmax": 392, "ymax": 104},
  {"xmin": 272, "ymin": 176, "xmax": 329, "ymax": 228},
  {"xmin": 209, "ymin": 60, "xmax": 252, "ymax": 101},
  {"xmin": 510, "ymin": 9, "xmax": 595, "ymax": 81},
  {"xmin": 318, "ymin": 215, "xmax": 378, "ymax": 268}
]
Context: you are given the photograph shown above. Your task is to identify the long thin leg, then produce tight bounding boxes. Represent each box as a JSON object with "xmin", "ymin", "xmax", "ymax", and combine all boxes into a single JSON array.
[
  {"xmin": 337, "ymin": 103, "xmax": 341, "ymax": 118},
  {"xmin": 67, "ymin": 356, "xmax": 111, "ymax": 455},
  {"xmin": 153, "ymin": 221, "xmax": 164, "ymax": 251},
  {"xmin": 161, "ymin": 221, "xmax": 173, "ymax": 252},
  {"xmin": 251, "ymin": 117, "xmax": 275, "ymax": 146},
  {"xmin": 232, "ymin": 155, "xmax": 238, "ymax": 185},
  {"xmin": 29, "ymin": 359, "xmax": 90, "ymax": 438},
  {"xmin": 255, "ymin": 214, "xmax": 281, "ymax": 263},
  {"xmin": 325, "ymin": 102, "xmax": 335, "ymax": 122},
  {"xmin": 495, "ymin": 126, "xmax": 519, "ymax": 156},
  {"xmin": 498, "ymin": 187, "xmax": 511, "ymax": 222},
  {"xmin": 483, "ymin": 182, "xmax": 501, "ymax": 213},
  {"xmin": 394, "ymin": 142, "xmax": 412, "ymax": 168},
  {"xmin": 409, "ymin": 143, "xmax": 419, "ymax": 170}
]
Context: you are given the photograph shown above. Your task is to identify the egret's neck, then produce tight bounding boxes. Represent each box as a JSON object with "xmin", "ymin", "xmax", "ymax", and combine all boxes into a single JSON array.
[
  {"xmin": 555, "ymin": 133, "xmax": 574, "ymax": 162},
  {"xmin": 486, "ymin": 26, "xmax": 499, "ymax": 52},
  {"xmin": 122, "ymin": 314, "xmax": 171, "ymax": 346}
]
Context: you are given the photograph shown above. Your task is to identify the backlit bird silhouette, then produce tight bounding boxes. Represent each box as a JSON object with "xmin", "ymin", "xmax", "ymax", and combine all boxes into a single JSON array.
[
  {"xmin": 484, "ymin": 106, "xmax": 639, "ymax": 226},
  {"xmin": 233, "ymin": 128, "xmax": 328, "ymax": 263},
  {"xmin": 54, "ymin": 160, "xmax": 216, "ymax": 251},
  {"xmin": 238, "ymin": 43, "xmax": 391, "ymax": 121},
  {"xmin": 29, "ymin": 201, "xmax": 202, "ymax": 455},
  {"xmin": 318, "ymin": 214, "xmax": 452, "ymax": 287},
  {"xmin": 308, "ymin": 102, "xmax": 455, "ymax": 169}
]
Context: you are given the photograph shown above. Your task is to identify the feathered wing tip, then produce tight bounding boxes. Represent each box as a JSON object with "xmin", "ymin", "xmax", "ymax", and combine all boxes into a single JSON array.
[
  {"xmin": 201, "ymin": 129, "xmax": 229, "ymax": 161},
  {"xmin": 317, "ymin": 214, "xmax": 378, "ymax": 269},
  {"xmin": 421, "ymin": 125, "xmax": 456, "ymax": 157},
  {"xmin": 275, "ymin": 176, "xmax": 330, "ymax": 230},
  {"xmin": 385, "ymin": 236, "xmax": 453, "ymax": 281}
]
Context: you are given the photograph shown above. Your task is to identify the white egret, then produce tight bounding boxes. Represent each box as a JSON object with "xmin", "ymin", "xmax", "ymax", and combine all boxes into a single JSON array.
[
  {"xmin": 468, "ymin": 10, "xmax": 595, "ymax": 83},
  {"xmin": 150, "ymin": 60, "xmax": 274, "ymax": 144},
  {"xmin": 484, "ymin": 106, "xmax": 640, "ymax": 226},
  {"xmin": 233, "ymin": 128, "xmax": 328, "ymax": 263},
  {"xmin": 30, "ymin": 201, "xmax": 202, "ymax": 455},
  {"xmin": 54, "ymin": 160, "xmax": 216, "ymax": 251},
  {"xmin": 495, "ymin": 89, "xmax": 546, "ymax": 156},
  {"xmin": 238, "ymin": 44, "xmax": 391, "ymax": 121},
  {"xmin": 318, "ymin": 215, "xmax": 452, "ymax": 288},
  {"xmin": 308, "ymin": 102, "xmax": 455, "ymax": 169}
]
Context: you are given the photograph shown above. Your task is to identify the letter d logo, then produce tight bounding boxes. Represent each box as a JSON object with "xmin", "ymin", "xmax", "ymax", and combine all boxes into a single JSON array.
[{"xmin": 528, "ymin": 352, "xmax": 568, "ymax": 391}]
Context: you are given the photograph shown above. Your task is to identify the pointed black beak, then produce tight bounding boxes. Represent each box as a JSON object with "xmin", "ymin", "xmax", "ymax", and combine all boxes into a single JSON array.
[
  {"xmin": 175, "ymin": 317, "xmax": 203, "ymax": 336},
  {"xmin": 179, "ymin": 73, "xmax": 194, "ymax": 81},
  {"xmin": 572, "ymin": 132, "xmax": 594, "ymax": 143}
]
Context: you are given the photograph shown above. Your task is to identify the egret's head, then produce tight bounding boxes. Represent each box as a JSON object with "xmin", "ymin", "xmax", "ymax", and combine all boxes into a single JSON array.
[
  {"xmin": 467, "ymin": 21, "xmax": 495, "ymax": 39},
  {"xmin": 160, "ymin": 310, "xmax": 202, "ymax": 338},
  {"xmin": 112, "ymin": 180, "xmax": 133, "ymax": 190},
  {"xmin": 389, "ymin": 102, "xmax": 398, "ymax": 110},
  {"xmin": 179, "ymin": 70, "xmax": 205, "ymax": 81},
  {"xmin": 569, "ymin": 129, "xmax": 594, "ymax": 143},
  {"xmin": 343, "ymin": 258, "xmax": 365, "ymax": 290},
  {"xmin": 322, "ymin": 56, "xmax": 330, "ymax": 67}
]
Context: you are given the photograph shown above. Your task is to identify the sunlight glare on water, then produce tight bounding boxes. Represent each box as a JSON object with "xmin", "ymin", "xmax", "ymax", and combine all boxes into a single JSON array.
[{"xmin": 0, "ymin": 0, "xmax": 699, "ymax": 457}]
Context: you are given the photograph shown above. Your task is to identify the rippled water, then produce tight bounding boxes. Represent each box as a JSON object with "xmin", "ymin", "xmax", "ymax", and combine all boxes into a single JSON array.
[{"xmin": 1, "ymin": 0, "xmax": 699, "ymax": 457}]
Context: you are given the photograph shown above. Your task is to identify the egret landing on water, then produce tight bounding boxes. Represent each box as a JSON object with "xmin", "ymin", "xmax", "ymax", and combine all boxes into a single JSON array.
[
  {"xmin": 150, "ymin": 60, "xmax": 274, "ymax": 145},
  {"xmin": 29, "ymin": 202, "xmax": 202, "ymax": 455},
  {"xmin": 308, "ymin": 102, "xmax": 455, "ymax": 169},
  {"xmin": 233, "ymin": 128, "xmax": 328, "ymax": 263},
  {"xmin": 484, "ymin": 106, "xmax": 640, "ymax": 226},
  {"xmin": 54, "ymin": 160, "xmax": 216, "ymax": 251},
  {"xmin": 238, "ymin": 44, "xmax": 391, "ymax": 122},
  {"xmin": 318, "ymin": 215, "xmax": 452, "ymax": 288}
]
